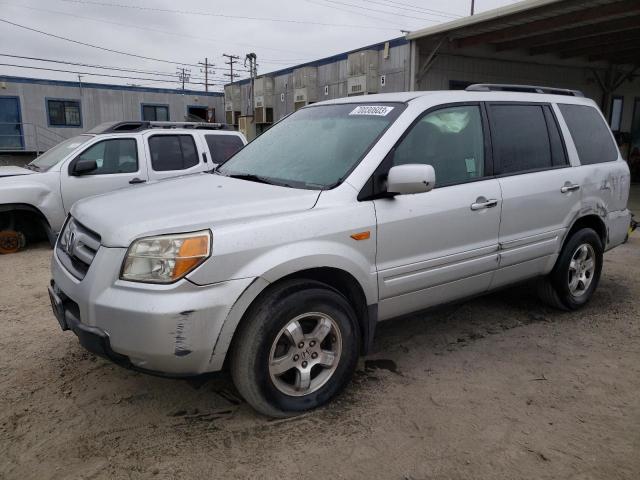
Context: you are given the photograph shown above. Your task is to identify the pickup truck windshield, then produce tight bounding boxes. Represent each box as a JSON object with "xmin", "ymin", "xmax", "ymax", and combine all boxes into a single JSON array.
[
  {"xmin": 218, "ymin": 103, "xmax": 405, "ymax": 189},
  {"xmin": 29, "ymin": 135, "xmax": 91, "ymax": 171}
]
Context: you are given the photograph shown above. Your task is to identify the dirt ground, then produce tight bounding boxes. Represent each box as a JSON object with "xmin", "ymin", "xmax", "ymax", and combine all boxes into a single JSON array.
[{"xmin": 1, "ymin": 236, "xmax": 639, "ymax": 480}]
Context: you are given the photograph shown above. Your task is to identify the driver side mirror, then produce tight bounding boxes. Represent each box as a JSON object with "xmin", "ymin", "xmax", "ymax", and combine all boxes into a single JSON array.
[
  {"xmin": 387, "ymin": 164, "xmax": 436, "ymax": 195},
  {"xmin": 72, "ymin": 159, "xmax": 98, "ymax": 176}
]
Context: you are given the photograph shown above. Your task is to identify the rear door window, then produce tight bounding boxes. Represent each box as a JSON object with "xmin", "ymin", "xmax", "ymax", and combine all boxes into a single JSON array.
[
  {"xmin": 148, "ymin": 135, "xmax": 199, "ymax": 171},
  {"xmin": 558, "ymin": 104, "xmax": 618, "ymax": 165},
  {"xmin": 205, "ymin": 134, "xmax": 244, "ymax": 164},
  {"xmin": 488, "ymin": 104, "xmax": 553, "ymax": 175}
]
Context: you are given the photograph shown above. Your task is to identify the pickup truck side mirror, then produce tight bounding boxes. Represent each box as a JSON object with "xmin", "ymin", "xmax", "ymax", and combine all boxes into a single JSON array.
[
  {"xmin": 72, "ymin": 159, "xmax": 98, "ymax": 176},
  {"xmin": 387, "ymin": 164, "xmax": 436, "ymax": 195}
]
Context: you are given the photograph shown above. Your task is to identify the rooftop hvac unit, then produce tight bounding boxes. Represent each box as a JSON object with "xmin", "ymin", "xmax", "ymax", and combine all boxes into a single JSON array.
[
  {"xmin": 254, "ymin": 76, "xmax": 275, "ymax": 109},
  {"xmin": 293, "ymin": 66, "xmax": 318, "ymax": 106},
  {"xmin": 224, "ymin": 84, "xmax": 242, "ymax": 112},
  {"xmin": 347, "ymin": 50, "xmax": 379, "ymax": 96},
  {"xmin": 238, "ymin": 115, "xmax": 256, "ymax": 141}
]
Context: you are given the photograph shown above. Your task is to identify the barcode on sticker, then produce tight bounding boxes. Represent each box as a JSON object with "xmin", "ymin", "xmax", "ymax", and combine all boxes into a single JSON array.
[{"xmin": 349, "ymin": 105, "xmax": 394, "ymax": 116}]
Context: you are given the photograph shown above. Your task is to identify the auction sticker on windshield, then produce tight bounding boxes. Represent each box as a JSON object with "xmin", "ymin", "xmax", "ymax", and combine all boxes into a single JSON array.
[{"xmin": 349, "ymin": 105, "xmax": 395, "ymax": 116}]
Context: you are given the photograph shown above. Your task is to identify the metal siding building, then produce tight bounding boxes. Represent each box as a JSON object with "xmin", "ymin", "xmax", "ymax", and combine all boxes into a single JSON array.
[
  {"xmin": 0, "ymin": 76, "xmax": 224, "ymax": 152},
  {"xmin": 225, "ymin": 37, "xmax": 411, "ymax": 136}
]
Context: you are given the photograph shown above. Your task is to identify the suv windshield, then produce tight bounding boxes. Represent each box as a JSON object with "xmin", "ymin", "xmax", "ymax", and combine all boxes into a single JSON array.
[
  {"xmin": 218, "ymin": 103, "xmax": 405, "ymax": 189},
  {"xmin": 29, "ymin": 135, "xmax": 91, "ymax": 171}
]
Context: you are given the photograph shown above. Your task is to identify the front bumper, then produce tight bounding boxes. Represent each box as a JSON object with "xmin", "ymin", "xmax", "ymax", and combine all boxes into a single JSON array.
[{"xmin": 51, "ymin": 245, "xmax": 256, "ymax": 375}]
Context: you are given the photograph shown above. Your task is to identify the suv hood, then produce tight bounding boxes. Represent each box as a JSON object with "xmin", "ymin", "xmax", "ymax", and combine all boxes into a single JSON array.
[
  {"xmin": 0, "ymin": 166, "xmax": 35, "ymax": 177},
  {"xmin": 72, "ymin": 173, "xmax": 322, "ymax": 247}
]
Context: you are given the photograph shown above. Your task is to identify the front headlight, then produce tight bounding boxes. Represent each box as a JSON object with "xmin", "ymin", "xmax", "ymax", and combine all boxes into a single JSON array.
[{"xmin": 120, "ymin": 230, "xmax": 211, "ymax": 283}]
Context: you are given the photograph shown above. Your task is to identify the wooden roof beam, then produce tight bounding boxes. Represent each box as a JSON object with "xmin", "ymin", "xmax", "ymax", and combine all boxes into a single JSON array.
[
  {"xmin": 529, "ymin": 29, "xmax": 640, "ymax": 56},
  {"xmin": 592, "ymin": 49, "xmax": 640, "ymax": 63},
  {"xmin": 494, "ymin": 14, "xmax": 640, "ymax": 52},
  {"xmin": 455, "ymin": 0, "xmax": 640, "ymax": 49},
  {"xmin": 560, "ymin": 39, "xmax": 640, "ymax": 60}
]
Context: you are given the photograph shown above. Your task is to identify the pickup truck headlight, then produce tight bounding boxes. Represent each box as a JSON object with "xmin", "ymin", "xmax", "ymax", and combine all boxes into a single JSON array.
[{"xmin": 120, "ymin": 230, "xmax": 211, "ymax": 283}]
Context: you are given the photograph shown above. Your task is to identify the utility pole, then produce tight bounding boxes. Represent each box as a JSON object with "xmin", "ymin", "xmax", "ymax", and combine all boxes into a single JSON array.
[
  {"xmin": 222, "ymin": 53, "xmax": 240, "ymax": 83},
  {"xmin": 244, "ymin": 53, "xmax": 258, "ymax": 116},
  {"xmin": 471, "ymin": 0, "xmax": 475, "ymax": 15},
  {"xmin": 198, "ymin": 57, "xmax": 215, "ymax": 92},
  {"xmin": 176, "ymin": 67, "xmax": 190, "ymax": 92}
]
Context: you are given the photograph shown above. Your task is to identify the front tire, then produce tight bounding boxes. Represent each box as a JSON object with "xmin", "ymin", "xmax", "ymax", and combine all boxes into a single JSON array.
[
  {"xmin": 230, "ymin": 279, "xmax": 360, "ymax": 417},
  {"xmin": 538, "ymin": 228, "xmax": 603, "ymax": 310}
]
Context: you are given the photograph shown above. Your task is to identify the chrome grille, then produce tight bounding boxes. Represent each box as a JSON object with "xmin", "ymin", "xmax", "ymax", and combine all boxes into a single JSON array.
[{"xmin": 56, "ymin": 217, "xmax": 101, "ymax": 280}]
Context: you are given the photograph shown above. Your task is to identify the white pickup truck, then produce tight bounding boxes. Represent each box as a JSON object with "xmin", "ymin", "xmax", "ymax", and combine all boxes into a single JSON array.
[{"xmin": 0, "ymin": 121, "xmax": 246, "ymax": 252}]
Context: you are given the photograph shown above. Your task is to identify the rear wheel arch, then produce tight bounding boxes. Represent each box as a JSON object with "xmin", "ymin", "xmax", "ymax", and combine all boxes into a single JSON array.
[{"xmin": 563, "ymin": 215, "xmax": 606, "ymax": 250}]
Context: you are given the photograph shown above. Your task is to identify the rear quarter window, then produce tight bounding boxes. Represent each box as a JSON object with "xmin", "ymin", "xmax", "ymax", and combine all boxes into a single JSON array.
[
  {"xmin": 205, "ymin": 134, "xmax": 244, "ymax": 164},
  {"xmin": 558, "ymin": 104, "xmax": 618, "ymax": 165}
]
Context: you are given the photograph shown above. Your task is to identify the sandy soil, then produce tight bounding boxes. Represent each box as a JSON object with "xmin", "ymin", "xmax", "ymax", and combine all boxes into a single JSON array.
[{"xmin": 1, "ymin": 237, "xmax": 639, "ymax": 480}]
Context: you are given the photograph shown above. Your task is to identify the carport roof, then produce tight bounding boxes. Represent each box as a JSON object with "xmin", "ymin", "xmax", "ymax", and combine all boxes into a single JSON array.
[{"xmin": 407, "ymin": 0, "xmax": 640, "ymax": 67}]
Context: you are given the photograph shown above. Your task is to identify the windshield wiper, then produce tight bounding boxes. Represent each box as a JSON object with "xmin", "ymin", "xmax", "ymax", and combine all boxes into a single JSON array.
[
  {"xmin": 226, "ymin": 173, "xmax": 277, "ymax": 185},
  {"xmin": 25, "ymin": 164, "xmax": 40, "ymax": 172}
]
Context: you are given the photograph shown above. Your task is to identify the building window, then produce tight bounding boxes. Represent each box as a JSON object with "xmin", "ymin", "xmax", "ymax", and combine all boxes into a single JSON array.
[
  {"xmin": 609, "ymin": 96, "xmax": 623, "ymax": 131},
  {"xmin": 142, "ymin": 104, "xmax": 169, "ymax": 121},
  {"xmin": 47, "ymin": 99, "xmax": 81, "ymax": 127}
]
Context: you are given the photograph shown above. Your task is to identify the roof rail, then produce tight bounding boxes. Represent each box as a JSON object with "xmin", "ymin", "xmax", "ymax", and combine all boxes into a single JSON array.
[
  {"xmin": 465, "ymin": 83, "xmax": 584, "ymax": 97},
  {"xmin": 88, "ymin": 120, "xmax": 231, "ymax": 134},
  {"xmin": 148, "ymin": 121, "xmax": 230, "ymax": 130}
]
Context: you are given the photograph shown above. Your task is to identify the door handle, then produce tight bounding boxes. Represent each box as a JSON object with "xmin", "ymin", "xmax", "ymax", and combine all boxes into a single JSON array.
[
  {"xmin": 129, "ymin": 177, "xmax": 146, "ymax": 184},
  {"xmin": 202, "ymin": 152, "xmax": 208, "ymax": 163},
  {"xmin": 560, "ymin": 184, "xmax": 580, "ymax": 193},
  {"xmin": 470, "ymin": 199, "xmax": 498, "ymax": 211}
]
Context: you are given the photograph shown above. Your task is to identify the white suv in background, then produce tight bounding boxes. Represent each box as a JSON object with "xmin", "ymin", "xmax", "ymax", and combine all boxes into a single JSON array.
[
  {"xmin": 0, "ymin": 121, "xmax": 246, "ymax": 251},
  {"xmin": 49, "ymin": 85, "xmax": 631, "ymax": 417}
]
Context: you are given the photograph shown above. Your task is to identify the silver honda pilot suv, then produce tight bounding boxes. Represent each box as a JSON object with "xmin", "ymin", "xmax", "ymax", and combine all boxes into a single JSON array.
[{"xmin": 50, "ymin": 85, "xmax": 631, "ymax": 417}]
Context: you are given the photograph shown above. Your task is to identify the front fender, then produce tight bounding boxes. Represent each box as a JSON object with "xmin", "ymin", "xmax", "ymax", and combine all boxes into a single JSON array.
[{"xmin": 0, "ymin": 174, "xmax": 64, "ymax": 232}]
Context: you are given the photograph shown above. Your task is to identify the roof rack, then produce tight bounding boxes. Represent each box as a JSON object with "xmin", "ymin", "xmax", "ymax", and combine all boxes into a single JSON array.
[
  {"xmin": 87, "ymin": 121, "xmax": 231, "ymax": 134},
  {"xmin": 465, "ymin": 84, "xmax": 584, "ymax": 97}
]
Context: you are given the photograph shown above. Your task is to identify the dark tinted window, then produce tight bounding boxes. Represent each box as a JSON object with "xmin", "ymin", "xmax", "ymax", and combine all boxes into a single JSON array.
[
  {"xmin": 48, "ymin": 99, "xmax": 81, "ymax": 127},
  {"xmin": 559, "ymin": 104, "xmax": 618, "ymax": 165},
  {"xmin": 205, "ymin": 134, "xmax": 244, "ymax": 163},
  {"xmin": 142, "ymin": 104, "xmax": 169, "ymax": 121},
  {"xmin": 75, "ymin": 139, "xmax": 138, "ymax": 175},
  {"xmin": 149, "ymin": 135, "xmax": 199, "ymax": 171},
  {"xmin": 490, "ymin": 104, "xmax": 552, "ymax": 174},
  {"xmin": 392, "ymin": 105, "xmax": 485, "ymax": 186}
]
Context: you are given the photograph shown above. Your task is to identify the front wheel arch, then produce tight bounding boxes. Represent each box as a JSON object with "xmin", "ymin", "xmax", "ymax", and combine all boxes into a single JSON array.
[{"xmin": 0, "ymin": 203, "xmax": 55, "ymax": 246}]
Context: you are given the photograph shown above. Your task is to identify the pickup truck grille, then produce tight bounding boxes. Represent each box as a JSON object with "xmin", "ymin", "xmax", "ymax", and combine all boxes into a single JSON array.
[{"xmin": 56, "ymin": 217, "xmax": 101, "ymax": 280}]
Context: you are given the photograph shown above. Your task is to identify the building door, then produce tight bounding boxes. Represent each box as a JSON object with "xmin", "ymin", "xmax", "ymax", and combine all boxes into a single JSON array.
[{"xmin": 0, "ymin": 96, "xmax": 23, "ymax": 150}]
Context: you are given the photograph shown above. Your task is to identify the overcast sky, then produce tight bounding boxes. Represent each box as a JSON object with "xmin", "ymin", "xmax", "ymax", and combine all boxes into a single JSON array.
[{"xmin": 0, "ymin": 0, "xmax": 519, "ymax": 92}]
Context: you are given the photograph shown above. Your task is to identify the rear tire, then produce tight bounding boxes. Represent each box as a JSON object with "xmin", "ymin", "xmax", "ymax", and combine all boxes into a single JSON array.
[
  {"xmin": 538, "ymin": 228, "xmax": 603, "ymax": 310},
  {"xmin": 230, "ymin": 279, "xmax": 360, "ymax": 417}
]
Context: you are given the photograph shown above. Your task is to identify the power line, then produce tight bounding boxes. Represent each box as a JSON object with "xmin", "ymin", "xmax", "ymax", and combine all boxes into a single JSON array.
[
  {"xmin": 0, "ymin": 53, "xmax": 189, "ymax": 79},
  {"xmin": 61, "ymin": 0, "xmax": 401, "ymax": 31},
  {"xmin": 0, "ymin": 18, "xmax": 200, "ymax": 68},
  {"xmin": 0, "ymin": 1, "xmax": 317, "ymax": 58},
  {"xmin": 0, "ymin": 52, "xmax": 239, "ymax": 84},
  {"xmin": 0, "ymin": 62, "xmax": 220, "ymax": 87},
  {"xmin": 305, "ymin": 0, "xmax": 409, "ymax": 29},
  {"xmin": 350, "ymin": 0, "xmax": 462, "ymax": 19},
  {"xmin": 313, "ymin": 0, "xmax": 449, "ymax": 23},
  {"xmin": 223, "ymin": 54, "xmax": 241, "ymax": 84}
]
